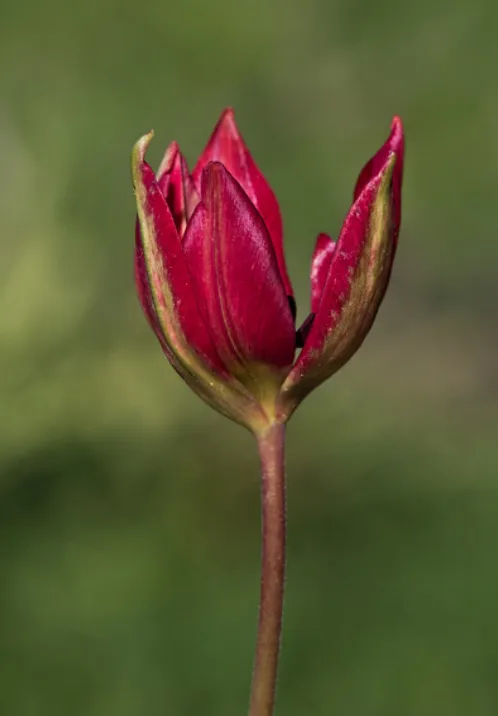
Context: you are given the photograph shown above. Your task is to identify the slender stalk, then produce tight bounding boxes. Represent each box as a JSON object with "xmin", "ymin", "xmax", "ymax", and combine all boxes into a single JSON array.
[{"xmin": 249, "ymin": 421, "xmax": 287, "ymax": 716}]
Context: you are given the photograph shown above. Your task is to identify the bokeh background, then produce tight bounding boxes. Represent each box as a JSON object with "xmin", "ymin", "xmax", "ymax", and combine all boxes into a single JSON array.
[{"xmin": 1, "ymin": 0, "xmax": 498, "ymax": 713}]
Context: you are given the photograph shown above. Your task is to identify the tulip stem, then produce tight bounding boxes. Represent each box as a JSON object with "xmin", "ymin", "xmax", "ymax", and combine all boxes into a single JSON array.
[{"xmin": 249, "ymin": 421, "xmax": 287, "ymax": 716}]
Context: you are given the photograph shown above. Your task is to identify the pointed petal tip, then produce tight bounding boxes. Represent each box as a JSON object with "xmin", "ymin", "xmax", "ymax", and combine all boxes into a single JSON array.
[
  {"xmin": 132, "ymin": 131, "xmax": 155, "ymax": 187},
  {"xmin": 353, "ymin": 117, "xmax": 405, "ymax": 200},
  {"xmin": 132, "ymin": 130, "xmax": 154, "ymax": 160},
  {"xmin": 314, "ymin": 232, "xmax": 334, "ymax": 254},
  {"xmin": 157, "ymin": 140, "xmax": 180, "ymax": 180},
  {"xmin": 389, "ymin": 116, "xmax": 404, "ymax": 151},
  {"xmin": 218, "ymin": 106, "xmax": 237, "ymax": 127},
  {"xmin": 204, "ymin": 107, "xmax": 242, "ymax": 151}
]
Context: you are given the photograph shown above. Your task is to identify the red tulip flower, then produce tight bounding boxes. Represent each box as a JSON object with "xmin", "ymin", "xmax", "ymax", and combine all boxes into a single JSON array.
[
  {"xmin": 132, "ymin": 109, "xmax": 405, "ymax": 716},
  {"xmin": 133, "ymin": 109, "xmax": 404, "ymax": 433}
]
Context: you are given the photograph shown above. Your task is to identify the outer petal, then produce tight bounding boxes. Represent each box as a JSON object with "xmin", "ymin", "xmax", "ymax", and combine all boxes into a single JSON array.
[
  {"xmin": 133, "ymin": 133, "xmax": 224, "ymax": 375},
  {"xmin": 281, "ymin": 124, "xmax": 403, "ymax": 412},
  {"xmin": 135, "ymin": 220, "xmax": 167, "ymax": 343},
  {"xmin": 183, "ymin": 161, "xmax": 296, "ymax": 393},
  {"xmin": 192, "ymin": 108, "xmax": 294, "ymax": 299}
]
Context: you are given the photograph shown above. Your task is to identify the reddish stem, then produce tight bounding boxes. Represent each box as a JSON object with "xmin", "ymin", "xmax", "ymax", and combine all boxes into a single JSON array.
[{"xmin": 248, "ymin": 422, "xmax": 286, "ymax": 716}]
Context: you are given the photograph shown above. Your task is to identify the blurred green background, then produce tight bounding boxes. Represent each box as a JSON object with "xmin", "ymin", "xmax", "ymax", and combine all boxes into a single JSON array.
[{"xmin": 1, "ymin": 0, "xmax": 498, "ymax": 713}]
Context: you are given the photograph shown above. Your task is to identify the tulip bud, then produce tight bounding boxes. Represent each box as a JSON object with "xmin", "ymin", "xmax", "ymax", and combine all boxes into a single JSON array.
[{"xmin": 132, "ymin": 112, "xmax": 404, "ymax": 430}]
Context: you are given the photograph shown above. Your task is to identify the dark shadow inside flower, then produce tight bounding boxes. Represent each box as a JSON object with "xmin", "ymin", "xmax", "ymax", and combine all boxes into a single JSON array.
[
  {"xmin": 288, "ymin": 296, "xmax": 297, "ymax": 322},
  {"xmin": 296, "ymin": 312, "xmax": 315, "ymax": 349}
]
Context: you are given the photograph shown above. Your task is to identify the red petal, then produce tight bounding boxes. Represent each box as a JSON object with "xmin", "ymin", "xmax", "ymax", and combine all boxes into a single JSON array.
[
  {"xmin": 310, "ymin": 232, "xmax": 336, "ymax": 314},
  {"xmin": 155, "ymin": 143, "xmax": 199, "ymax": 237},
  {"xmin": 282, "ymin": 119, "xmax": 404, "ymax": 407},
  {"xmin": 192, "ymin": 108, "xmax": 294, "ymax": 299},
  {"xmin": 183, "ymin": 161, "xmax": 296, "ymax": 383},
  {"xmin": 295, "ymin": 232, "xmax": 335, "ymax": 347},
  {"xmin": 132, "ymin": 133, "xmax": 225, "ymax": 377}
]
